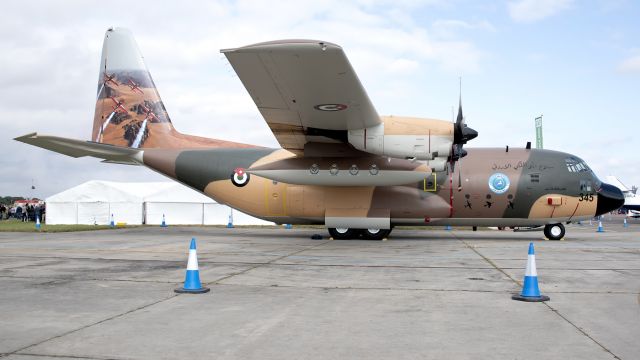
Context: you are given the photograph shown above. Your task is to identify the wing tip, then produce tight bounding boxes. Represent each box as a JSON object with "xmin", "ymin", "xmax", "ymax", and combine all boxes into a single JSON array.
[
  {"xmin": 221, "ymin": 39, "xmax": 341, "ymax": 53},
  {"xmin": 14, "ymin": 132, "xmax": 38, "ymax": 142}
]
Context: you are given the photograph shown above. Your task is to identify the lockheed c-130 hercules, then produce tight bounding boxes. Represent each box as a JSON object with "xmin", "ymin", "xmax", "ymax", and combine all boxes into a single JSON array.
[{"xmin": 16, "ymin": 28, "xmax": 625, "ymax": 240}]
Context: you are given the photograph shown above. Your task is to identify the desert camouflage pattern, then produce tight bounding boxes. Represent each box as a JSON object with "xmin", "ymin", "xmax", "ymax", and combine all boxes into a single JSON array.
[{"xmin": 141, "ymin": 145, "xmax": 606, "ymax": 228}]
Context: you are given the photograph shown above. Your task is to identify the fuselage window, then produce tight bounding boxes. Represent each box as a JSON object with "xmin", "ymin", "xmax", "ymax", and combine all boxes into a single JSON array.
[
  {"xmin": 566, "ymin": 157, "xmax": 591, "ymax": 173},
  {"xmin": 530, "ymin": 173, "xmax": 540, "ymax": 183},
  {"xmin": 580, "ymin": 180, "xmax": 592, "ymax": 192}
]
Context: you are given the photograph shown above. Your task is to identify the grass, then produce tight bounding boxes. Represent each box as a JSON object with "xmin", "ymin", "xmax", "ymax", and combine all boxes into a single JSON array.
[{"xmin": 0, "ymin": 219, "xmax": 133, "ymax": 233}]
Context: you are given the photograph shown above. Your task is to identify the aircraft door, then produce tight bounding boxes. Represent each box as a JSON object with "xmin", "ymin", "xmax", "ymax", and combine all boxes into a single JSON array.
[{"xmin": 265, "ymin": 180, "xmax": 287, "ymax": 216}]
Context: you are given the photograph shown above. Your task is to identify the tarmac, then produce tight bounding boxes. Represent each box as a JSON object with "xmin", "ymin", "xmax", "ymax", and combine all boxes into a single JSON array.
[{"xmin": 0, "ymin": 217, "xmax": 639, "ymax": 359}]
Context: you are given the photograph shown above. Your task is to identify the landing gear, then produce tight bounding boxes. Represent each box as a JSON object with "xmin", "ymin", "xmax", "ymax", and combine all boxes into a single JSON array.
[
  {"xmin": 328, "ymin": 228, "xmax": 356, "ymax": 240},
  {"xmin": 360, "ymin": 228, "xmax": 391, "ymax": 240},
  {"xmin": 544, "ymin": 223, "xmax": 565, "ymax": 241},
  {"xmin": 327, "ymin": 228, "xmax": 393, "ymax": 240}
]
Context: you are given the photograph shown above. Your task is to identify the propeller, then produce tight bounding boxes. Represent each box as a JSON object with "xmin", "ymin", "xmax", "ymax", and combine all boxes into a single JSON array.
[{"xmin": 449, "ymin": 79, "xmax": 478, "ymax": 190}]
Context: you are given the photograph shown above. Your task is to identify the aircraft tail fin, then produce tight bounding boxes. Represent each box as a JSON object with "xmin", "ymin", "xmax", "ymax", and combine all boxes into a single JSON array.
[{"xmin": 93, "ymin": 27, "xmax": 176, "ymax": 149}]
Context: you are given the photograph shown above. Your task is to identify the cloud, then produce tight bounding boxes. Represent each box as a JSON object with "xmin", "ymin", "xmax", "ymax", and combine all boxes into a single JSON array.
[
  {"xmin": 617, "ymin": 55, "xmax": 640, "ymax": 73},
  {"xmin": 388, "ymin": 58, "xmax": 420, "ymax": 74},
  {"xmin": 431, "ymin": 19, "xmax": 496, "ymax": 39},
  {"xmin": 508, "ymin": 0, "xmax": 574, "ymax": 23}
]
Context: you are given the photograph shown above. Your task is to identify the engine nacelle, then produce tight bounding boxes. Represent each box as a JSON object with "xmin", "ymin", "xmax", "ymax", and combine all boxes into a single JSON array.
[{"xmin": 348, "ymin": 116, "xmax": 453, "ymax": 171}]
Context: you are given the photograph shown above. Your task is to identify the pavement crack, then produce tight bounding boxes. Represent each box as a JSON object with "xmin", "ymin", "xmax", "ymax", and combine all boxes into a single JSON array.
[
  {"xmin": 206, "ymin": 239, "xmax": 334, "ymax": 285},
  {"xmin": 454, "ymin": 233, "xmax": 622, "ymax": 360},
  {"xmin": 4, "ymin": 293, "xmax": 180, "ymax": 358}
]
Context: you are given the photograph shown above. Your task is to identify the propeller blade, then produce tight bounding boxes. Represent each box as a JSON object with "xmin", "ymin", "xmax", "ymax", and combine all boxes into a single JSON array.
[{"xmin": 457, "ymin": 159, "xmax": 463, "ymax": 191}]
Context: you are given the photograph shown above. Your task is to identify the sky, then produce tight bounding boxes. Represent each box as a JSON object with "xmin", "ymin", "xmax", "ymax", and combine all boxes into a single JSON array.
[{"xmin": 1, "ymin": 0, "xmax": 639, "ymax": 198}]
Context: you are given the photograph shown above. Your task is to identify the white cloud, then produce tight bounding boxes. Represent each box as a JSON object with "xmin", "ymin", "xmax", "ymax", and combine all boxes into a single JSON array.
[
  {"xmin": 617, "ymin": 55, "xmax": 640, "ymax": 73},
  {"xmin": 508, "ymin": 0, "xmax": 574, "ymax": 23},
  {"xmin": 388, "ymin": 58, "xmax": 420, "ymax": 74},
  {"xmin": 431, "ymin": 19, "xmax": 496, "ymax": 39}
]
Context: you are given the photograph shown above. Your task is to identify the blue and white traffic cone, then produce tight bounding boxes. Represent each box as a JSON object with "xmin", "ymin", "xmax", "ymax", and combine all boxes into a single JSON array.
[
  {"xmin": 35, "ymin": 216, "xmax": 41, "ymax": 231},
  {"xmin": 445, "ymin": 225, "xmax": 452, "ymax": 231},
  {"xmin": 175, "ymin": 238, "xmax": 210, "ymax": 294},
  {"xmin": 512, "ymin": 242, "xmax": 549, "ymax": 302},
  {"xmin": 226, "ymin": 213, "xmax": 233, "ymax": 228},
  {"xmin": 110, "ymin": 214, "xmax": 115, "ymax": 228},
  {"xmin": 624, "ymin": 218, "xmax": 628, "ymax": 228},
  {"xmin": 161, "ymin": 214, "xmax": 167, "ymax": 228},
  {"xmin": 597, "ymin": 221, "xmax": 604, "ymax": 233}
]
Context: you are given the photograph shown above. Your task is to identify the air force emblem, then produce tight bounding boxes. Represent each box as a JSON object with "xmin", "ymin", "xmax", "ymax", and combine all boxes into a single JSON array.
[
  {"xmin": 488, "ymin": 173, "xmax": 510, "ymax": 194},
  {"xmin": 314, "ymin": 104, "xmax": 348, "ymax": 111}
]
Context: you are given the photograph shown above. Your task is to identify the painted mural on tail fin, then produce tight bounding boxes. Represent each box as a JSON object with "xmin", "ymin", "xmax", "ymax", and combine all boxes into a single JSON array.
[{"xmin": 92, "ymin": 28, "xmax": 173, "ymax": 148}]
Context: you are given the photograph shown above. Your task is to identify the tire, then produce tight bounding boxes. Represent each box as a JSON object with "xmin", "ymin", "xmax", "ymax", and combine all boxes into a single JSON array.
[
  {"xmin": 544, "ymin": 223, "xmax": 565, "ymax": 241},
  {"xmin": 360, "ymin": 228, "xmax": 391, "ymax": 240},
  {"xmin": 328, "ymin": 227, "xmax": 356, "ymax": 240}
]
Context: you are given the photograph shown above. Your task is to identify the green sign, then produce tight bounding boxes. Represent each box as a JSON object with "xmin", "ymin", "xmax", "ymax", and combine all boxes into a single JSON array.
[{"xmin": 535, "ymin": 116, "xmax": 543, "ymax": 149}]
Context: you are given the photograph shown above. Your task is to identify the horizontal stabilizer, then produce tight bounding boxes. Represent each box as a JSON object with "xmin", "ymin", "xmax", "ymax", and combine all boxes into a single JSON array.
[{"xmin": 14, "ymin": 133, "xmax": 143, "ymax": 165}]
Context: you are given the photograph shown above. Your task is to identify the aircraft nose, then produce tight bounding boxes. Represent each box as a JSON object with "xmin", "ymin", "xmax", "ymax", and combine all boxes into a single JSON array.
[{"xmin": 595, "ymin": 183, "xmax": 625, "ymax": 216}]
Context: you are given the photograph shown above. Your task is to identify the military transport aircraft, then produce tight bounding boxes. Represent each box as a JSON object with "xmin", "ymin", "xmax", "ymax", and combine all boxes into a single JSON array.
[{"xmin": 15, "ymin": 28, "xmax": 625, "ymax": 240}]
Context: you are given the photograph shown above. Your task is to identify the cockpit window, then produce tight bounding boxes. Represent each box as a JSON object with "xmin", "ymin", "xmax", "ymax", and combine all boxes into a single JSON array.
[{"xmin": 565, "ymin": 157, "xmax": 590, "ymax": 173}]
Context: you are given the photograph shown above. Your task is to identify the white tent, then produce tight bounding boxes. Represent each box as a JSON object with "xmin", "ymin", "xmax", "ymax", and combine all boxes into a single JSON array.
[{"xmin": 45, "ymin": 180, "xmax": 273, "ymax": 226}]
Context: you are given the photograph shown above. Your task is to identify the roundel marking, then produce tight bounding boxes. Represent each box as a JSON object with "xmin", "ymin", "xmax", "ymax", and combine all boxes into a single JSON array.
[
  {"xmin": 314, "ymin": 104, "xmax": 348, "ymax": 111},
  {"xmin": 488, "ymin": 173, "xmax": 510, "ymax": 194},
  {"xmin": 231, "ymin": 168, "xmax": 250, "ymax": 187}
]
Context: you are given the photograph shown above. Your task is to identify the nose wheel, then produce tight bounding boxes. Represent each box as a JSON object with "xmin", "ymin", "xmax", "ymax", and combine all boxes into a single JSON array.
[{"xmin": 544, "ymin": 223, "xmax": 565, "ymax": 241}]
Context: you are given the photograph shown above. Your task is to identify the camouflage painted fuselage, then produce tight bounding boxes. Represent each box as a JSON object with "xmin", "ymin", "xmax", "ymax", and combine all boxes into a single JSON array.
[{"xmin": 142, "ymin": 145, "xmax": 605, "ymax": 227}]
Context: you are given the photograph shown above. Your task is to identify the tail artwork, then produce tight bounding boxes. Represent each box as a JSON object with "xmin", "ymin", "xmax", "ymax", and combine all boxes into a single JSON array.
[
  {"xmin": 88, "ymin": 27, "xmax": 252, "ymax": 151},
  {"xmin": 93, "ymin": 28, "xmax": 173, "ymax": 148}
]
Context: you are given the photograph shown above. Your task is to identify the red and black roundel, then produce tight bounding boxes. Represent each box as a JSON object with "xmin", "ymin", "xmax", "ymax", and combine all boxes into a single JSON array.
[
  {"xmin": 231, "ymin": 168, "xmax": 250, "ymax": 187},
  {"xmin": 314, "ymin": 104, "xmax": 348, "ymax": 111}
]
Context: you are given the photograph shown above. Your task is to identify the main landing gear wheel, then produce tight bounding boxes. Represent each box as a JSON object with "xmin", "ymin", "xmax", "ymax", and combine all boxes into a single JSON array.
[
  {"xmin": 328, "ymin": 228, "xmax": 356, "ymax": 240},
  {"xmin": 544, "ymin": 223, "xmax": 565, "ymax": 241},
  {"xmin": 360, "ymin": 228, "xmax": 391, "ymax": 240}
]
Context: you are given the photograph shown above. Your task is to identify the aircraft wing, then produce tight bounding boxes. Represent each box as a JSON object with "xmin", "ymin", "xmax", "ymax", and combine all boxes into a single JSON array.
[
  {"xmin": 14, "ymin": 133, "xmax": 142, "ymax": 165},
  {"xmin": 222, "ymin": 40, "xmax": 380, "ymax": 155}
]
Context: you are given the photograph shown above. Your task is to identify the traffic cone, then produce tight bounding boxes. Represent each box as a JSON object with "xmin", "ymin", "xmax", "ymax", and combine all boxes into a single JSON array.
[
  {"xmin": 35, "ymin": 216, "xmax": 41, "ymax": 231},
  {"xmin": 285, "ymin": 224, "xmax": 292, "ymax": 229},
  {"xmin": 110, "ymin": 214, "xmax": 115, "ymax": 228},
  {"xmin": 512, "ymin": 242, "xmax": 549, "ymax": 302},
  {"xmin": 175, "ymin": 238, "xmax": 210, "ymax": 294},
  {"xmin": 161, "ymin": 214, "xmax": 167, "ymax": 228},
  {"xmin": 445, "ymin": 225, "xmax": 452, "ymax": 230},
  {"xmin": 597, "ymin": 221, "xmax": 604, "ymax": 233},
  {"xmin": 624, "ymin": 218, "xmax": 628, "ymax": 228},
  {"xmin": 226, "ymin": 213, "xmax": 233, "ymax": 228}
]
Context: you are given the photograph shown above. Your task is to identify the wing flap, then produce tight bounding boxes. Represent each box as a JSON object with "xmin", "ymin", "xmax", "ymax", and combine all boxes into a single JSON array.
[{"xmin": 14, "ymin": 133, "xmax": 143, "ymax": 165}]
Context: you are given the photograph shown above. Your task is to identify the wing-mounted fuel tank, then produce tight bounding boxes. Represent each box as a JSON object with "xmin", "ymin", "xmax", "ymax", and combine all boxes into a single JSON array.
[
  {"xmin": 247, "ymin": 155, "xmax": 430, "ymax": 186},
  {"xmin": 347, "ymin": 116, "xmax": 455, "ymax": 171}
]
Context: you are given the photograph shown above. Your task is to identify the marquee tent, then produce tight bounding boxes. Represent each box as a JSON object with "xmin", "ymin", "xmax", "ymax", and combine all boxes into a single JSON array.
[{"xmin": 45, "ymin": 180, "xmax": 272, "ymax": 226}]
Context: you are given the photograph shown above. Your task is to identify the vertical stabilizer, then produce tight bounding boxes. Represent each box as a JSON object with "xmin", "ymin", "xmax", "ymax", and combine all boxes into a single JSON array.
[{"xmin": 93, "ymin": 28, "xmax": 174, "ymax": 148}]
